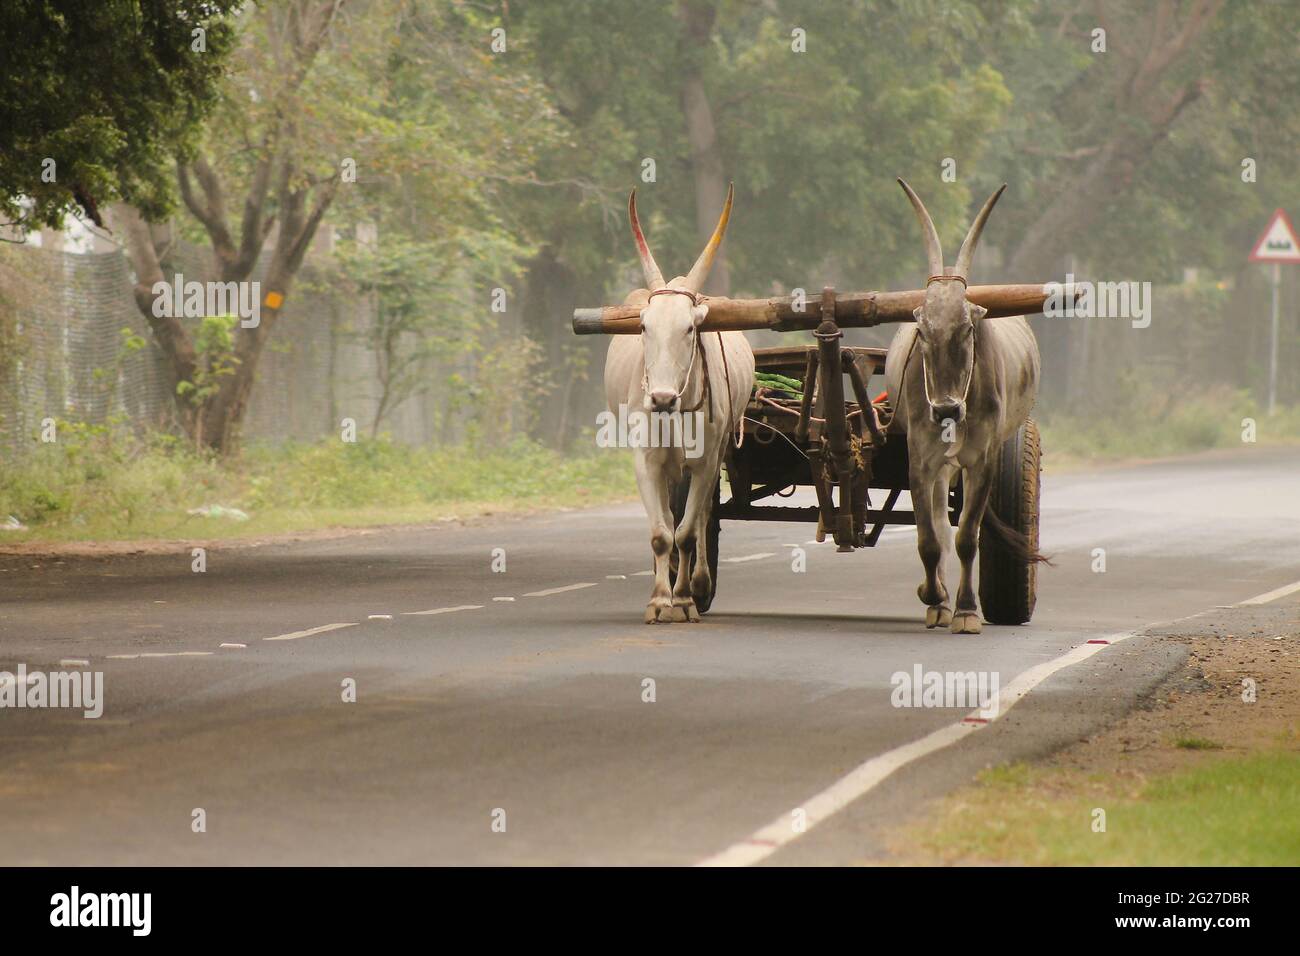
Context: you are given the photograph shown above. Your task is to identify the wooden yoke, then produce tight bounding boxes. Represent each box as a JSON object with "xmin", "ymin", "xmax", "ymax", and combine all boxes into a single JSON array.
[{"xmin": 573, "ymin": 283, "xmax": 1079, "ymax": 335}]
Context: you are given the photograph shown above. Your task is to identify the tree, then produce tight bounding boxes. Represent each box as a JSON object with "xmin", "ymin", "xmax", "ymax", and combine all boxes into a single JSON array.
[
  {"xmin": 0, "ymin": 0, "xmax": 239, "ymax": 232},
  {"xmin": 118, "ymin": 0, "xmax": 555, "ymax": 453},
  {"xmin": 506, "ymin": 0, "xmax": 1011, "ymax": 445},
  {"xmin": 117, "ymin": 0, "xmax": 346, "ymax": 452},
  {"xmin": 333, "ymin": 231, "xmax": 526, "ymax": 438},
  {"xmin": 967, "ymin": 0, "xmax": 1300, "ymax": 281},
  {"xmin": 975, "ymin": 1, "xmax": 1300, "ymax": 404}
]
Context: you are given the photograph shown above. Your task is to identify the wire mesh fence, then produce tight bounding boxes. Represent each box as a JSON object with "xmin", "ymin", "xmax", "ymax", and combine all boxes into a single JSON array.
[{"xmin": 0, "ymin": 239, "xmax": 456, "ymax": 458}]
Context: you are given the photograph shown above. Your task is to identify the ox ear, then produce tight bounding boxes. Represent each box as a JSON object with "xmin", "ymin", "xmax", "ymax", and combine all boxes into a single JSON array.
[
  {"xmin": 692, "ymin": 302, "xmax": 709, "ymax": 327},
  {"xmin": 968, "ymin": 302, "xmax": 989, "ymax": 321}
]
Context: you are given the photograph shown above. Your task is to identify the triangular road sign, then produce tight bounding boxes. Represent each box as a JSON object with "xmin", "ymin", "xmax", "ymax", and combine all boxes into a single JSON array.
[{"xmin": 1249, "ymin": 208, "xmax": 1300, "ymax": 262}]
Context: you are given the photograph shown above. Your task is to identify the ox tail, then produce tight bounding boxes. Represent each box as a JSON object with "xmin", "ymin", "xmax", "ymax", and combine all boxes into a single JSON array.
[{"xmin": 980, "ymin": 506, "xmax": 1054, "ymax": 567}]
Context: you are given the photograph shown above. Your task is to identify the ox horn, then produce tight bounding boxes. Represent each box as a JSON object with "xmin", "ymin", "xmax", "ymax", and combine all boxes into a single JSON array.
[
  {"xmin": 628, "ymin": 189, "xmax": 665, "ymax": 290},
  {"xmin": 897, "ymin": 178, "xmax": 944, "ymax": 278},
  {"xmin": 954, "ymin": 183, "xmax": 1007, "ymax": 280},
  {"xmin": 682, "ymin": 182, "xmax": 734, "ymax": 293}
]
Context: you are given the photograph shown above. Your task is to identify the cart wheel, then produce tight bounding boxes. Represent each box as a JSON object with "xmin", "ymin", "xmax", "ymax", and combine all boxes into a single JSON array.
[
  {"xmin": 978, "ymin": 418, "xmax": 1040, "ymax": 625},
  {"xmin": 670, "ymin": 476, "xmax": 721, "ymax": 613}
]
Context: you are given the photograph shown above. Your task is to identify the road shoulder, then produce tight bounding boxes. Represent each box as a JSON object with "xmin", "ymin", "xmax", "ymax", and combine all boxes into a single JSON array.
[{"xmin": 879, "ymin": 596, "xmax": 1300, "ymax": 865}]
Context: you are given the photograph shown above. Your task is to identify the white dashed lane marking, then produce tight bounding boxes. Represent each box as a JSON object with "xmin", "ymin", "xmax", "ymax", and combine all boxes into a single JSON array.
[
  {"xmin": 523, "ymin": 583, "xmax": 598, "ymax": 598},
  {"xmin": 263, "ymin": 623, "xmax": 357, "ymax": 642},
  {"xmin": 106, "ymin": 651, "xmax": 215, "ymax": 659},
  {"xmin": 721, "ymin": 552, "xmax": 775, "ymax": 563},
  {"xmin": 402, "ymin": 605, "xmax": 483, "ymax": 616}
]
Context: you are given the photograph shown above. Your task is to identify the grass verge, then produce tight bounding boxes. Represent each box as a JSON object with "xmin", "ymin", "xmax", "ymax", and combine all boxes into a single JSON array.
[
  {"xmin": 904, "ymin": 750, "xmax": 1299, "ymax": 866},
  {"xmin": 891, "ymin": 603, "xmax": 1300, "ymax": 866},
  {"xmin": 0, "ymin": 423, "xmax": 634, "ymax": 547},
  {"xmin": 1038, "ymin": 386, "xmax": 1300, "ymax": 468}
]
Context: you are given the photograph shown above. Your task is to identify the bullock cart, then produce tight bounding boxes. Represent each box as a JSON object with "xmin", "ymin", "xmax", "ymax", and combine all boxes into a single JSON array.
[{"xmin": 573, "ymin": 282, "xmax": 1061, "ymax": 624}]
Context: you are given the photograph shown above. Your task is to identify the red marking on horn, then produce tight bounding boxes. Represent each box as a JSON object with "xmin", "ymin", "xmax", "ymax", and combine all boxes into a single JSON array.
[
  {"xmin": 628, "ymin": 190, "xmax": 650, "ymax": 260},
  {"xmin": 627, "ymin": 188, "xmax": 663, "ymax": 288}
]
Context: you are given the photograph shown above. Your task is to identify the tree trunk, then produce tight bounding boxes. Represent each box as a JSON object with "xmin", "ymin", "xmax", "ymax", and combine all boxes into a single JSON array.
[
  {"xmin": 200, "ymin": 265, "xmax": 295, "ymax": 454},
  {"xmin": 521, "ymin": 245, "xmax": 599, "ymax": 448},
  {"xmin": 677, "ymin": 0, "xmax": 730, "ymax": 296}
]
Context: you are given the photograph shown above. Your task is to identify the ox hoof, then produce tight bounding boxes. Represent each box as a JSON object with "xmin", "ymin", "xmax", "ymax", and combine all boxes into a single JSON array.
[
  {"xmin": 925, "ymin": 605, "xmax": 953, "ymax": 629},
  {"xmin": 950, "ymin": 612, "xmax": 982, "ymax": 635},
  {"xmin": 681, "ymin": 603, "xmax": 701, "ymax": 623},
  {"xmin": 645, "ymin": 603, "xmax": 673, "ymax": 624}
]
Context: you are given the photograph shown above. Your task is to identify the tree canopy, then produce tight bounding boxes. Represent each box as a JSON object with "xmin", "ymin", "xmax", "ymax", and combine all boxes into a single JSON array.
[{"xmin": 0, "ymin": 0, "xmax": 240, "ymax": 230}]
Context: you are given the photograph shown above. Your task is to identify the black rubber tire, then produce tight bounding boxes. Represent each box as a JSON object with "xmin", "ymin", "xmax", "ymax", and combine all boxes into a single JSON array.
[
  {"xmin": 978, "ymin": 419, "xmax": 1041, "ymax": 625},
  {"xmin": 670, "ymin": 476, "xmax": 721, "ymax": 613}
]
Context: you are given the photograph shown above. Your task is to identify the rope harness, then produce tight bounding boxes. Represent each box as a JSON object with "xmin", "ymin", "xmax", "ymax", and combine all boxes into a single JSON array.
[
  {"xmin": 903, "ymin": 274, "xmax": 977, "ymax": 416},
  {"xmin": 640, "ymin": 287, "xmax": 740, "ymax": 447}
]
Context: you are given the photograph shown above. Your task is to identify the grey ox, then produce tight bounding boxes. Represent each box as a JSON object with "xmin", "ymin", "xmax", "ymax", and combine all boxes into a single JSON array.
[
  {"xmin": 884, "ymin": 179, "xmax": 1045, "ymax": 634},
  {"xmin": 604, "ymin": 185, "xmax": 755, "ymax": 623}
]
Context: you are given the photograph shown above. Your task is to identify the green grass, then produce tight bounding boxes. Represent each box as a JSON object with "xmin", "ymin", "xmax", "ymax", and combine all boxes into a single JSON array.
[
  {"xmin": 0, "ymin": 423, "xmax": 635, "ymax": 544},
  {"xmin": 1174, "ymin": 736, "xmax": 1224, "ymax": 751},
  {"xmin": 913, "ymin": 751, "xmax": 1300, "ymax": 866},
  {"xmin": 1038, "ymin": 386, "xmax": 1300, "ymax": 464}
]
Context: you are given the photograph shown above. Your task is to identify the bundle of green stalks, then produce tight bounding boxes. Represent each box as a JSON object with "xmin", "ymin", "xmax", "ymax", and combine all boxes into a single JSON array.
[{"xmin": 753, "ymin": 371, "xmax": 803, "ymax": 398}]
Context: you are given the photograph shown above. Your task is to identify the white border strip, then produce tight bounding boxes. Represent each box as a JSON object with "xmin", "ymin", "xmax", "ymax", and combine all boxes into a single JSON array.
[
  {"xmin": 1237, "ymin": 578, "xmax": 1300, "ymax": 606},
  {"xmin": 697, "ymin": 630, "xmax": 1136, "ymax": 867},
  {"xmin": 700, "ymin": 576, "xmax": 1300, "ymax": 867}
]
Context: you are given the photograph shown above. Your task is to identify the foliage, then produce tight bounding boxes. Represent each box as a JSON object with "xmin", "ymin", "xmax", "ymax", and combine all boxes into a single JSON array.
[
  {"xmin": 507, "ymin": 0, "xmax": 1014, "ymax": 296},
  {"xmin": 983, "ymin": 0, "xmax": 1300, "ymax": 279},
  {"xmin": 1038, "ymin": 382, "xmax": 1300, "ymax": 462},
  {"xmin": 0, "ymin": 0, "xmax": 240, "ymax": 230},
  {"xmin": 331, "ymin": 231, "xmax": 527, "ymax": 436}
]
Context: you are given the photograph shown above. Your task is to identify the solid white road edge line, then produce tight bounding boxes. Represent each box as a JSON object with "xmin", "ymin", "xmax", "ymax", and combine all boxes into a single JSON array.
[
  {"xmin": 263, "ymin": 622, "xmax": 358, "ymax": 642},
  {"xmin": 1237, "ymin": 577, "xmax": 1300, "ymax": 606},
  {"xmin": 696, "ymin": 629, "xmax": 1139, "ymax": 867}
]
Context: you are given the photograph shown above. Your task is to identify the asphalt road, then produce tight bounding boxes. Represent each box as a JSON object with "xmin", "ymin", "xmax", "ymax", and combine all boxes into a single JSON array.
[{"xmin": 1, "ymin": 447, "xmax": 1297, "ymax": 865}]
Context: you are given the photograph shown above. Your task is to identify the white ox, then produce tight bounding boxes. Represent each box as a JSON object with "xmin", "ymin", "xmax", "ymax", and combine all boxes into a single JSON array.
[{"xmin": 604, "ymin": 185, "xmax": 754, "ymax": 623}]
